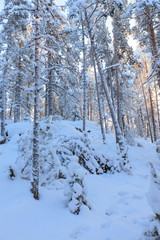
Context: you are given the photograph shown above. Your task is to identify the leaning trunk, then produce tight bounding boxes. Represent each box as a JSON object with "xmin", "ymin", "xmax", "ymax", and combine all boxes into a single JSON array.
[{"xmin": 85, "ymin": 9, "xmax": 127, "ymax": 164}]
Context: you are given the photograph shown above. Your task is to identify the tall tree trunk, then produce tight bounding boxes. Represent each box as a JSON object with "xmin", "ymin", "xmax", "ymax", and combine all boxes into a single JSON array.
[
  {"xmin": 81, "ymin": 14, "xmax": 86, "ymax": 132},
  {"xmin": 1, "ymin": 51, "xmax": 8, "ymax": 139},
  {"xmin": 1, "ymin": 69, "xmax": 6, "ymax": 139},
  {"xmin": 148, "ymin": 85, "xmax": 157, "ymax": 142},
  {"xmin": 154, "ymin": 81, "xmax": 160, "ymax": 134},
  {"xmin": 85, "ymin": 9, "xmax": 127, "ymax": 163},
  {"xmin": 9, "ymin": 103, "xmax": 13, "ymax": 119},
  {"xmin": 45, "ymin": 84, "xmax": 48, "ymax": 117},
  {"xmin": 47, "ymin": 22, "xmax": 53, "ymax": 117},
  {"xmin": 104, "ymin": 21, "xmax": 115, "ymax": 108},
  {"xmin": 102, "ymin": 96, "xmax": 109, "ymax": 133},
  {"xmin": 26, "ymin": 80, "xmax": 31, "ymax": 118},
  {"xmin": 141, "ymin": 80, "xmax": 153, "ymax": 143},
  {"xmin": 92, "ymin": 51, "xmax": 106, "ymax": 143},
  {"xmin": 47, "ymin": 51, "xmax": 53, "ymax": 117},
  {"xmin": 145, "ymin": 62, "xmax": 156, "ymax": 142},
  {"xmin": 113, "ymin": 11, "xmax": 123, "ymax": 131},
  {"xmin": 31, "ymin": 0, "xmax": 40, "ymax": 200},
  {"xmin": 89, "ymin": 86, "xmax": 93, "ymax": 121},
  {"xmin": 14, "ymin": 52, "xmax": 21, "ymax": 123},
  {"xmin": 145, "ymin": 7, "xmax": 160, "ymax": 87}
]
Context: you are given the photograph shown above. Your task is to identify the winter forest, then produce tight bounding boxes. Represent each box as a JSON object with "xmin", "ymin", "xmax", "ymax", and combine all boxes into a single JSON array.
[{"xmin": 0, "ymin": 0, "xmax": 160, "ymax": 239}]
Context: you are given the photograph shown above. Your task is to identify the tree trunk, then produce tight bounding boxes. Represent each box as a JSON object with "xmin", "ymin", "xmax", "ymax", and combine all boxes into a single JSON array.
[
  {"xmin": 47, "ymin": 25, "xmax": 53, "ymax": 117},
  {"xmin": 92, "ymin": 50, "xmax": 106, "ymax": 143},
  {"xmin": 154, "ymin": 81, "xmax": 160, "ymax": 134},
  {"xmin": 31, "ymin": 0, "xmax": 40, "ymax": 200},
  {"xmin": 85, "ymin": 9, "xmax": 127, "ymax": 163},
  {"xmin": 26, "ymin": 80, "xmax": 31, "ymax": 118},
  {"xmin": 89, "ymin": 86, "xmax": 93, "ymax": 121},
  {"xmin": 1, "ymin": 70, "xmax": 6, "ymax": 138},
  {"xmin": 104, "ymin": 22, "xmax": 115, "ymax": 108},
  {"xmin": 113, "ymin": 11, "xmax": 123, "ymax": 131},
  {"xmin": 81, "ymin": 14, "xmax": 86, "ymax": 132},
  {"xmin": 45, "ymin": 84, "xmax": 48, "ymax": 117},
  {"xmin": 145, "ymin": 7, "xmax": 160, "ymax": 87},
  {"xmin": 148, "ymin": 85, "xmax": 157, "ymax": 142},
  {"xmin": 14, "ymin": 52, "xmax": 21, "ymax": 123},
  {"xmin": 141, "ymin": 79, "xmax": 153, "ymax": 143}
]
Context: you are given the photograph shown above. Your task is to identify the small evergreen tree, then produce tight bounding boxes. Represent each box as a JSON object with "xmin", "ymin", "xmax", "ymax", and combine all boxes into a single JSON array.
[{"xmin": 65, "ymin": 159, "xmax": 90, "ymax": 215}]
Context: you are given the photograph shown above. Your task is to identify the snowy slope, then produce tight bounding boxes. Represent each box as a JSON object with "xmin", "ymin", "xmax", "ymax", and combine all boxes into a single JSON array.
[{"xmin": 0, "ymin": 120, "xmax": 157, "ymax": 240}]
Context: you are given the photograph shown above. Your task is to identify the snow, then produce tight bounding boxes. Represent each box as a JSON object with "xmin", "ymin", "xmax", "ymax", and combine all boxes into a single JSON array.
[{"xmin": 0, "ymin": 120, "xmax": 158, "ymax": 240}]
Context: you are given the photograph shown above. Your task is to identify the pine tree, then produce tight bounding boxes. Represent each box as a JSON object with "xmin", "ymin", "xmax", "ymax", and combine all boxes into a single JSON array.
[{"xmin": 132, "ymin": 0, "xmax": 160, "ymax": 87}]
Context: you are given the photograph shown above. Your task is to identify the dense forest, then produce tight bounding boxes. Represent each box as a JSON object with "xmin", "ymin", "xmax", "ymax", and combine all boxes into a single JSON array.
[{"xmin": 0, "ymin": 0, "xmax": 160, "ymax": 239}]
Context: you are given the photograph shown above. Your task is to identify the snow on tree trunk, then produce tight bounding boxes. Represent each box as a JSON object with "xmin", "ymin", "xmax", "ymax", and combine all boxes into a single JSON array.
[
  {"xmin": 154, "ymin": 81, "xmax": 160, "ymax": 135},
  {"xmin": 145, "ymin": 7, "xmax": 160, "ymax": 88},
  {"xmin": 81, "ymin": 14, "xmax": 86, "ymax": 132},
  {"xmin": 45, "ymin": 84, "xmax": 48, "ymax": 117},
  {"xmin": 104, "ymin": 22, "xmax": 115, "ymax": 108},
  {"xmin": 85, "ymin": 10, "xmax": 128, "ymax": 166},
  {"xmin": 47, "ymin": 20, "xmax": 53, "ymax": 118},
  {"xmin": 148, "ymin": 86, "xmax": 157, "ymax": 142},
  {"xmin": 112, "ymin": 10, "xmax": 123, "ymax": 132},
  {"xmin": 14, "ymin": 53, "xmax": 21, "ymax": 123},
  {"xmin": 92, "ymin": 50, "xmax": 106, "ymax": 143},
  {"xmin": 141, "ymin": 78, "xmax": 153, "ymax": 143},
  {"xmin": 1, "ymin": 69, "xmax": 6, "ymax": 139},
  {"xmin": 31, "ymin": 0, "xmax": 40, "ymax": 200},
  {"xmin": 145, "ymin": 61, "xmax": 157, "ymax": 142}
]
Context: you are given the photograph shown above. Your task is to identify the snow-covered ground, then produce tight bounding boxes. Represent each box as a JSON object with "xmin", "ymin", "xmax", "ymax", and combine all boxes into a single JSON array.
[{"xmin": 0, "ymin": 120, "xmax": 157, "ymax": 240}]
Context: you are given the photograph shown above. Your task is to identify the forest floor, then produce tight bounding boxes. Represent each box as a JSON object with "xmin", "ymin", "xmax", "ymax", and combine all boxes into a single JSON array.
[{"xmin": 0, "ymin": 120, "xmax": 158, "ymax": 240}]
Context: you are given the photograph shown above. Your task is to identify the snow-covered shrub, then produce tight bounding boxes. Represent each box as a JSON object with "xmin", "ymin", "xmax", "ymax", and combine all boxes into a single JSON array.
[
  {"xmin": 57, "ymin": 132, "xmax": 111, "ymax": 174},
  {"xmin": 17, "ymin": 123, "xmax": 61, "ymax": 186},
  {"xmin": 143, "ymin": 219, "xmax": 160, "ymax": 240},
  {"xmin": 64, "ymin": 159, "xmax": 90, "ymax": 214}
]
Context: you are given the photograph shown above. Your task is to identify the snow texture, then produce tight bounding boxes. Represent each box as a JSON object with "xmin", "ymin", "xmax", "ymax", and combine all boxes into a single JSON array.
[{"xmin": 0, "ymin": 119, "xmax": 159, "ymax": 240}]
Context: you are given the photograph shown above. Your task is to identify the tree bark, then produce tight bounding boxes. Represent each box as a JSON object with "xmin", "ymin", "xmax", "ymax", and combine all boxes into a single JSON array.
[
  {"xmin": 31, "ymin": 0, "xmax": 40, "ymax": 200},
  {"xmin": 148, "ymin": 85, "xmax": 157, "ymax": 142},
  {"xmin": 145, "ymin": 7, "xmax": 160, "ymax": 87},
  {"xmin": 92, "ymin": 50, "xmax": 106, "ymax": 143},
  {"xmin": 141, "ymin": 78, "xmax": 153, "ymax": 143},
  {"xmin": 1, "ymin": 69, "xmax": 6, "ymax": 138},
  {"xmin": 1, "ymin": 52, "xmax": 8, "ymax": 138},
  {"xmin": 154, "ymin": 81, "xmax": 160, "ymax": 134},
  {"xmin": 47, "ymin": 21, "xmax": 53, "ymax": 117},
  {"xmin": 81, "ymin": 14, "xmax": 86, "ymax": 132},
  {"xmin": 85, "ymin": 9, "xmax": 127, "ymax": 163},
  {"xmin": 14, "ymin": 52, "xmax": 21, "ymax": 123},
  {"xmin": 113, "ymin": 10, "xmax": 123, "ymax": 131}
]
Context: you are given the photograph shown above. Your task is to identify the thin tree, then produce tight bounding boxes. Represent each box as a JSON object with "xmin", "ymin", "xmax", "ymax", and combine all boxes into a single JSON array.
[
  {"xmin": 85, "ymin": 8, "xmax": 127, "ymax": 164},
  {"xmin": 91, "ymin": 51, "xmax": 106, "ymax": 143},
  {"xmin": 81, "ymin": 13, "xmax": 86, "ymax": 132},
  {"xmin": 31, "ymin": 0, "xmax": 40, "ymax": 200}
]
